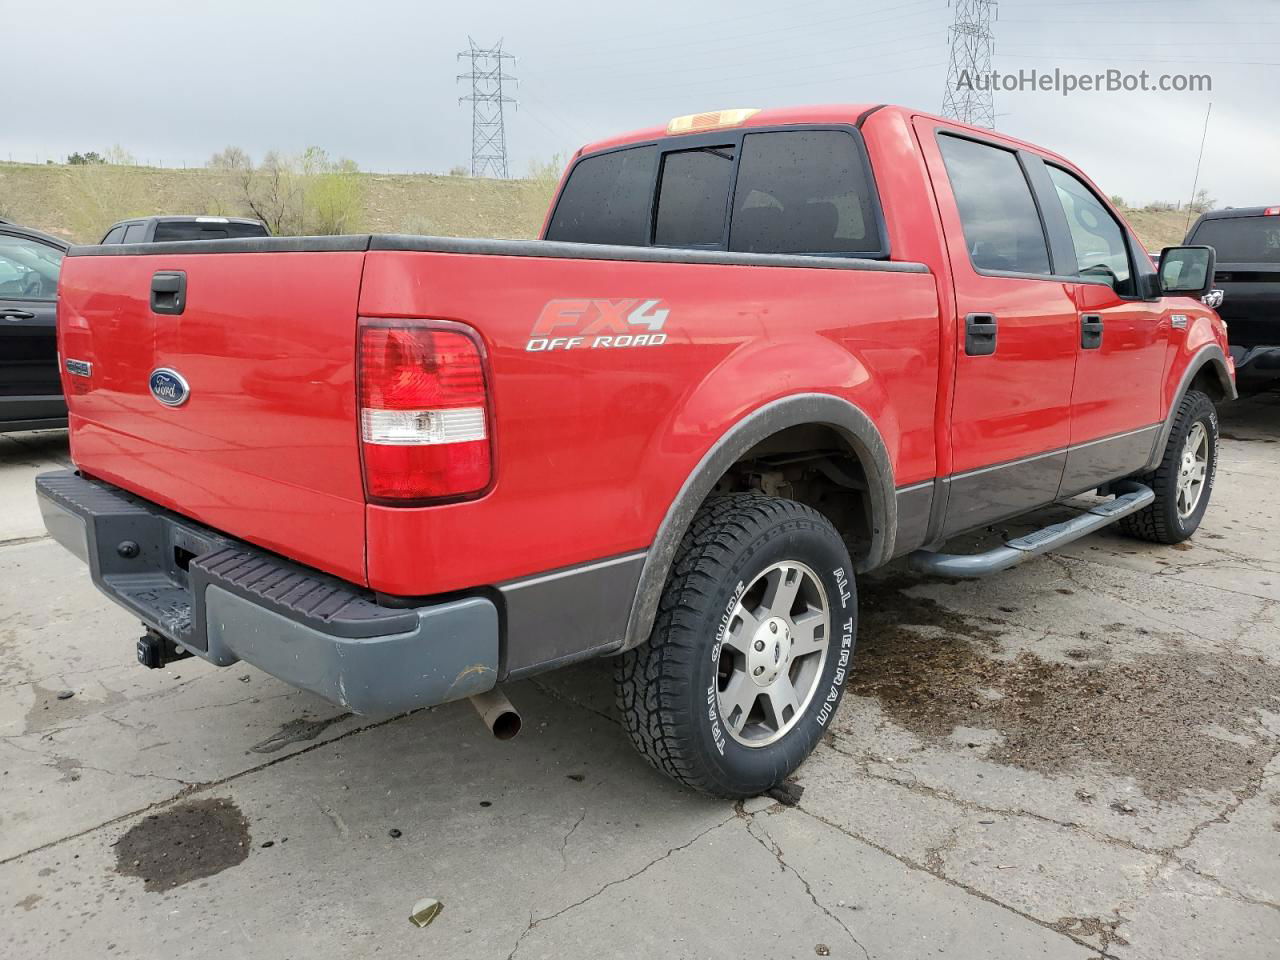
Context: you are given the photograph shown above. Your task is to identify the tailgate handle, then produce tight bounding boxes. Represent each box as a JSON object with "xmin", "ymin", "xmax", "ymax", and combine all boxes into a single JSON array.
[{"xmin": 151, "ymin": 271, "xmax": 187, "ymax": 315}]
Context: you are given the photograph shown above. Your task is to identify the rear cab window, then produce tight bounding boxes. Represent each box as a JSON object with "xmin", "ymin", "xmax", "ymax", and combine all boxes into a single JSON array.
[
  {"xmin": 545, "ymin": 126, "xmax": 886, "ymax": 258},
  {"xmin": 730, "ymin": 131, "xmax": 882, "ymax": 255},
  {"xmin": 152, "ymin": 221, "xmax": 268, "ymax": 242},
  {"xmin": 1189, "ymin": 216, "xmax": 1280, "ymax": 263},
  {"xmin": 545, "ymin": 146, "xmax": 658, "ymax": 246},
  {"xmin": 654, "ymin": 146, "xmax": 736, "ymax": 247}
]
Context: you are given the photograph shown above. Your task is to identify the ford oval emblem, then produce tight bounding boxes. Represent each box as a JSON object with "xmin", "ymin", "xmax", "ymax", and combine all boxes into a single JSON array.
[{"xmin": 148, "ymin": 368, "xmax": 190, "ymax": 407}]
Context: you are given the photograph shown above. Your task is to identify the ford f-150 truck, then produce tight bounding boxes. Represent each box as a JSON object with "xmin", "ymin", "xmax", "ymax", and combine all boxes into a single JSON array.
[{"xmin": 38, "ymin": 105, "xmax": 1234, "ymax": 798}]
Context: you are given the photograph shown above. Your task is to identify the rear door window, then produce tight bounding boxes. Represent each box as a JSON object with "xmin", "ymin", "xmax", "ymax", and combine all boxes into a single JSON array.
[
  {"xmin": 545, "ymin": 146, "xmax": 658, "ymax": 246},
  {"xmin": 937, "ymin": 134, "xmax": 1052, "ymax": 276},
  {"xmin": 101, "ymin": 225, "xmax": 127, "ymax": 244},
  {"xmin": 728, "ymin": 131, "xmax": 882, "ymax": 255},
  {"xmin": 1190, "ymin": 216, "xmax": 1280, "ymax": 263},
  {"xmin": 654, "ymin": 146, "xmax": 736, "ymax": 247},
  {"xmin": 122, "ymin": 223, "xmax": 148, "ymax": 243}
]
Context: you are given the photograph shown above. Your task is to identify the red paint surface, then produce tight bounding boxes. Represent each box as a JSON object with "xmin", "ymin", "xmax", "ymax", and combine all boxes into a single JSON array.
[{"xmin": 57, "ymin": 104, "xmax": 1231, "ymax": 597}]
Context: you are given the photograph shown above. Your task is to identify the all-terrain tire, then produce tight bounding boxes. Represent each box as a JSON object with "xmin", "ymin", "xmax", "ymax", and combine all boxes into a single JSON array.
[
  {"xmin": 1119, "ymin": 390, "xmax": 1218, "ymax": 544},
  {"xmin": 614, "ymin": 494, "xmax": 857, "ymax": 798}
]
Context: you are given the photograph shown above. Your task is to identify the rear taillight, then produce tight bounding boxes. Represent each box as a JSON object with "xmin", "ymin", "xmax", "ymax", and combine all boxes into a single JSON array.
[
  {"xmin": 358, "ymin": 320, "xmax": 492, "ymax": 503},
  {"xmin": 1266, "ymin": 206, "xmax": 1280, "ymax": 216}
]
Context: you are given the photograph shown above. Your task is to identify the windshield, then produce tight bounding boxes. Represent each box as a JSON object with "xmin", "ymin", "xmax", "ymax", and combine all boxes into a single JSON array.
[{"xmin": 1190, "ymin": 216, "xmax": 1280, "ymax": 264}]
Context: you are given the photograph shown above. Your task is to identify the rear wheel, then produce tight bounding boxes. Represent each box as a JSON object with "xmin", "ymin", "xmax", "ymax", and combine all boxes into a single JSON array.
[
  {"xmin": 1119, "ymin": 390, "xmax": 1218, "ymax": 544},
  {"xmin": 615, "ymin": 494, "xmax": 856, "ymax": 798}
]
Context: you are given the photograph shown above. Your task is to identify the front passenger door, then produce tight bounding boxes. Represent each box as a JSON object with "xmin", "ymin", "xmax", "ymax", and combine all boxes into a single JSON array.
[{"xmin": 1039, "ymin": 165, "xmax": 1168, "ymax": 497}]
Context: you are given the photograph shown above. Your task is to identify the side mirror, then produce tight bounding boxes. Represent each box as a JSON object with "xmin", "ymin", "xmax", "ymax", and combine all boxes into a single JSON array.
[{"xmin": 1158, "ymin": 245, "xmax": 1216, "ymax": 298}]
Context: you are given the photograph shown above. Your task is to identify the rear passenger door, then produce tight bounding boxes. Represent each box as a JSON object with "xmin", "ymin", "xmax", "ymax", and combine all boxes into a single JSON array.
[{"xmin": 916, "ymin": 124, "xmax": 1080, "ymax": 537}]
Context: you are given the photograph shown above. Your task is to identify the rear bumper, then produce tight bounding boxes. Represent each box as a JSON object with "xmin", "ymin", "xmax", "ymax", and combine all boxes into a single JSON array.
[
  {"xmin": 1229, "ymin": 344, "xmax": 1280, "ymax": 391},
  {"xmin": 35, "ymin": 470, "xmax": 499, "ymax": 715}
]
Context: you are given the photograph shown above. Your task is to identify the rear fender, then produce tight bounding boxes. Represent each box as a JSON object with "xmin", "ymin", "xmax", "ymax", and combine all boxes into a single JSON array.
[{"xmin": 621, "ymin": 390, "xmax": 896, "ymax": 652}]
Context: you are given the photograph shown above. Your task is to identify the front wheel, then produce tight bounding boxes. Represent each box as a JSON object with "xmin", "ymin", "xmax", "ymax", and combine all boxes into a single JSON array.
[
  {"xmin": 1119, "ymin": 390, "xmax": 1218, "ymax": 544},
  {"xmin": 615, "ymin": 494, "xmax": 857, "ymax": 798}
]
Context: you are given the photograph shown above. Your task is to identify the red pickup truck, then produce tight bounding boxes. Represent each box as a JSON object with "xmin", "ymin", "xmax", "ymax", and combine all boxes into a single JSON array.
[{"xmin": 39, "ymin": 105, "xmax": 1233, "ymax": 797}]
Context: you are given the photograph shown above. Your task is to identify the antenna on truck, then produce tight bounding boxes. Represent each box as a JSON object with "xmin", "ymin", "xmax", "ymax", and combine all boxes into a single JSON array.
[{"xmin": 1184, "ymin": 101, "xmax": 1213, "ymax": 233}]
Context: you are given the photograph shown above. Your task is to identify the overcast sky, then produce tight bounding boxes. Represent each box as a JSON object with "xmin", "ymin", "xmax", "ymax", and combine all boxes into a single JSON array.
[{"xmin": 7, "ymin": 0, "xmax": 1277, "ymax": 207}]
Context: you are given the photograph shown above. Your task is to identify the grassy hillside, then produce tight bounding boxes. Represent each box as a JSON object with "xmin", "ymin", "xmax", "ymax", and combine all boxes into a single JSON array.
[
  {"xmin": 0, "ymin": 162, "xmax": 557, "ymax": 244},
  {"xmin": 0, "ymin": 160, "xmax": 1194, "ymax": 250}
]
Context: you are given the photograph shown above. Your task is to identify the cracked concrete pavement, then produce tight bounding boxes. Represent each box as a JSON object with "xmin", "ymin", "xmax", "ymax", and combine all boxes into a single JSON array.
[{"xmin": 3, "ymin": 393, "xmax": 1279, "ymax": 959}]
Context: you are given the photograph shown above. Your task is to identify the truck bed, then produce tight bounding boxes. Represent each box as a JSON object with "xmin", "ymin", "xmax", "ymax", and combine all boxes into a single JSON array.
[{"xmin": 57, "ymin": 234, "xmax": 939, "ymax": 604}]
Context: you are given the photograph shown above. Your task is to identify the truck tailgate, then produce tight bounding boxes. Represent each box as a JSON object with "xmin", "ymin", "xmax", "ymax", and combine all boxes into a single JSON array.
[{"xmin": 57, "ymin": 246, "xmax": 369, "ymax": 585}]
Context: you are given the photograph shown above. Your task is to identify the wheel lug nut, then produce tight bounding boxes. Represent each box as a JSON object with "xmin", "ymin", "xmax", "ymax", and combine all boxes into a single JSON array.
[
  {"xmin": 769, "ymin": 622, "xmax": 778, "ymax": 634},
  {"xmin": 754, "ymin": 640, "xmax": 765, "ymax": 651},
  {"xmin": 753, "ymin": 666, "xmax": 764, "ymax": 676}
]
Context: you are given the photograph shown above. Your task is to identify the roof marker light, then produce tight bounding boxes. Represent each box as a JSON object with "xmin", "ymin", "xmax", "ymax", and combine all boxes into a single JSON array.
[{"xmin": 667, "ymin": 108, "xmax": 761, "ymax": 135}]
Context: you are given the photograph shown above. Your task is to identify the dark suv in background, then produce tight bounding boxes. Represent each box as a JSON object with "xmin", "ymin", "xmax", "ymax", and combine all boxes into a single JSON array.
[
  {"xmin": 1187, "ymin": 206, "xmax": 1280, "ymax": 393},
  {"xmin": 99, "ymin": 215, "xmax": 269, "ymax": 244},
  {"xmin": 0, "ymin": 221, "xmax": 68, "ymax": 431}
]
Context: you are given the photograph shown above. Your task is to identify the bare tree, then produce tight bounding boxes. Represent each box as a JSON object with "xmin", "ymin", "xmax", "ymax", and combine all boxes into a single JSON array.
[{"xmin": 1190, "ymin": 188, "xmax": 1216, "ymax": 214}]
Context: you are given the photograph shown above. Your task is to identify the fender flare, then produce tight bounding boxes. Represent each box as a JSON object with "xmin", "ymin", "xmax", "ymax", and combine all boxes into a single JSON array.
[
  {"xmin": 1144, "ymin": 344, "xmax": 1234, "ymax": 471},
  {"xmin": 620, "ymin": 393, "xmax": 896, "ymax": 652}
]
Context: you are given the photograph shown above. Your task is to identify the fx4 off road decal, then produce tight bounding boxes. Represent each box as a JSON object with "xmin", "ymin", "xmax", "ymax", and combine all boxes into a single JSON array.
[{"xmin": 527, "ymin": 298, "xmax": 670, "ymax": 352}]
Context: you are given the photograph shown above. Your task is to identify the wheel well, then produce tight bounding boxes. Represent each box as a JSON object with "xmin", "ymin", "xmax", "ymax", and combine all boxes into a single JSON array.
[
  {"xmin": 1189, "ymin": 362, "xmax": 1231, "ymax": 403},
  {"xmin": 708, "ymin": 423, "xmax": 874, "ymax": 563}
]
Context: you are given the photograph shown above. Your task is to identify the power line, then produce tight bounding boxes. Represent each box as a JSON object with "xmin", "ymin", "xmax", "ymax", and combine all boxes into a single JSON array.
[
  {"xmin": 457, "ymin": 38, "xmax": 517, "ymax": 178},
  {"xmin": 941, "ymin": 0, "xmax": 998, "ymax": 128}
]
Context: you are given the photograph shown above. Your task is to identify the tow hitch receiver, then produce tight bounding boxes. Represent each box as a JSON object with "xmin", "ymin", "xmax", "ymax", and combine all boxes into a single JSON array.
[{"xmin": 136, "ymin": 628, "xmax": 194, "ymax": 669}]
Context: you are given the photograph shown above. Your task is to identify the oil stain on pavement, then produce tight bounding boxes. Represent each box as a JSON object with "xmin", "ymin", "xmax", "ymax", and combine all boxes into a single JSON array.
[
  {"xmin": 114, "ymin": 798, "xmax": 250, "ymax": 892},
  {"xmin": 849, "ymin": 572, "xmax": 1280, "ymax": 801}
]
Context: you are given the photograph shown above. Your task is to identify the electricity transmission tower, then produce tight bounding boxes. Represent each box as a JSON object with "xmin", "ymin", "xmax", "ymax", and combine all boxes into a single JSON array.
[
  {"xmin": 457, "ymin": 38, "xmax": 517, "ymax": 178},
  {"xmin": 941, "ymin": 1, "xmax": 998, "ymax": 128}
]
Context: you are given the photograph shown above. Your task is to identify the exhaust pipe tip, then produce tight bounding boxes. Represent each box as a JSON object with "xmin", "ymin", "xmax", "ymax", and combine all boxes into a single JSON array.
[
  {"xmin": 470, "ymin": 688, "xmax": 522, "ymax": 740},
  {"xmin": 490, "ymin": 708, "xmax": 522, "ymax": 741}
]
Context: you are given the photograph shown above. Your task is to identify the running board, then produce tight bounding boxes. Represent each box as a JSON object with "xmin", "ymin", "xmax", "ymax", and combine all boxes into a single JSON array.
[{"xmin": 908, "ymin": 482, "xmax": 1154, "ymax": 579}]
